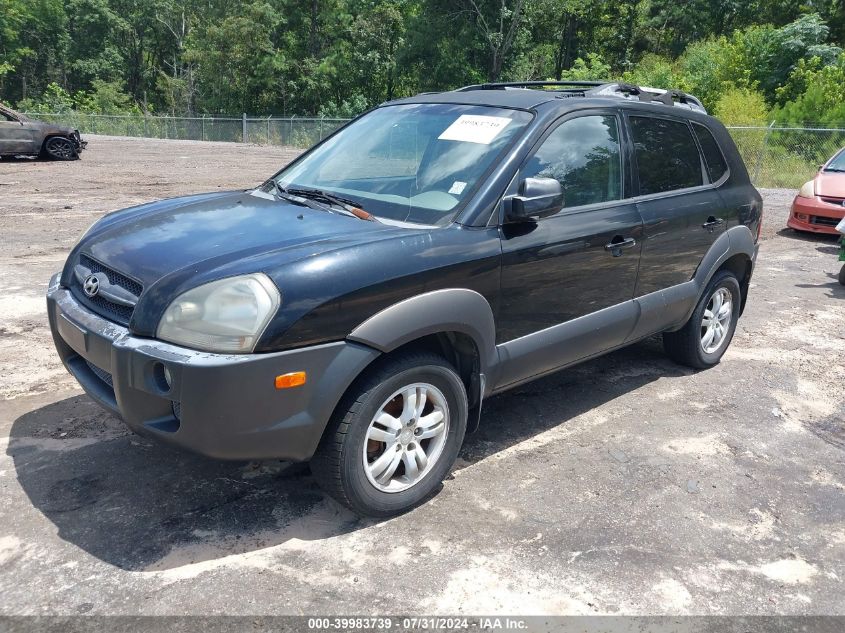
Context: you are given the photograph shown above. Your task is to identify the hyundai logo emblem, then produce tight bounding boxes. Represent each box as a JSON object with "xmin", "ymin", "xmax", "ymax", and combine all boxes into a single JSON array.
[{"xmin": 83, "ymin": 274, "xmax": 100, "ymax": 297}]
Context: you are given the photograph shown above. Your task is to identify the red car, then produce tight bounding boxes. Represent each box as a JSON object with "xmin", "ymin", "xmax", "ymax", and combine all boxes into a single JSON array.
[{"xmin": 789, "ymin": 148, "xmax": 845, "ymax": 234}]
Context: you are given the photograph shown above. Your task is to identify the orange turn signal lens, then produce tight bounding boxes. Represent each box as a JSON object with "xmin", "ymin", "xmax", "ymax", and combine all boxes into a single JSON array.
[{"xmin": 275, "ymin": 371, "xmax": 307, "ymax": 389}]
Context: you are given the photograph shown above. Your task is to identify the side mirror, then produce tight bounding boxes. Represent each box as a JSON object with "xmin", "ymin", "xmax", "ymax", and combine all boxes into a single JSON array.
[{"xmin": 506, "ymin": 177, "xmax": 564, "ymax": 222}]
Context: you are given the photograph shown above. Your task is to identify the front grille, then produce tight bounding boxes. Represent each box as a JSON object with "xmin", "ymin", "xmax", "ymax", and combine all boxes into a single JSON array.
[
  {"xmin": 83, "ymin": 293, "xmax": 135, "ymax": 322},
  {"xmin": 820, "ymin": 196, "xmax": 845, "ymax": 207},
  {"xmin": 811, "ymin": 215, "xmax": 841, "ymax": 227},
  {"xmin": 79, "ymin": 254, "xmax": 143, "ymax": 296},
  {"xmin": 73, "ymin": 254, "xmax": 142, "ymax": 325},
  {"xmin": 172, "ymin": 401, "xmax": 182, "ymax": 420},
  {"xmin": 85, "ymin": 360, "xmax": 114, "ymax": 388}
]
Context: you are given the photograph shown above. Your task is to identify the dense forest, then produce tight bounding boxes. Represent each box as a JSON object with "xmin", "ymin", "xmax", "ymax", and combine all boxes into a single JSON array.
[{"xmin": 1, "ymin": 0, "xmax": 844, "ymax": 125}]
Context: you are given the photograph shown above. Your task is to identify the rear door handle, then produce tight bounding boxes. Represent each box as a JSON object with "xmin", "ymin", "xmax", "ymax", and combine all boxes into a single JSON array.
[
  {"xmin": 604, "ymin": 236, "xmax": 637, "ymax": 257},
  {"xmin": 702, "ymin": 216, "xmax": 725, "ymax": 230}
]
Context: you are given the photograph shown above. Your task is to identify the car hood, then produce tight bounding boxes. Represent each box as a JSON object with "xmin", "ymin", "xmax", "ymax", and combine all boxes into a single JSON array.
[
  {"xmin": 73, "ymin": 190, "xmax": 412, "ymax": 288},
  {"xmin": 816, "ymin": 172, "xmax": 845, "ymax": 198},
  {"xmin": 26, "ymin": 118, "xmax": 76, "ymax": 134}
]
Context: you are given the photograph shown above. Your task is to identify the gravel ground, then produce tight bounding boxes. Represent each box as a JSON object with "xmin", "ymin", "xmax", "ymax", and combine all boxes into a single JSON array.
[{"xmin": 0, "ymin": 136, "xmax": 843, "ymax": 616}]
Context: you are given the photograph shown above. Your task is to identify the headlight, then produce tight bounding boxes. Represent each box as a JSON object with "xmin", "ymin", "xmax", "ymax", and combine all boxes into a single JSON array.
[
  {"xmin": 157, "ymin": 273, "xmax": 280, "ymax": 353},
  {"xmin": 797, "ymin": 180, "xmax": 815, "ymax": 198}
]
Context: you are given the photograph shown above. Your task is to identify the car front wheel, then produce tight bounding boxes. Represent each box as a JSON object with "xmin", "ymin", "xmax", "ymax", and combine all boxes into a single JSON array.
[
  {"xmin": 311, "ymin": 351, "xmax": 468, "ymax": 517},
  {"xmin": 663, "ymin": 269, "xmax": 741, "ymax": 369},
  {"xmin": 42, "ymin": 136, "xmax": 78, "ymax": 160}
]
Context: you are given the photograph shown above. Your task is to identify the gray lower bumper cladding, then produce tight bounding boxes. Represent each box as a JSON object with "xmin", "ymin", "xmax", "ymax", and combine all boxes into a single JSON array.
[{"xmin": 46, "ymin": 274, "xmax": 380, "ymax": 461}]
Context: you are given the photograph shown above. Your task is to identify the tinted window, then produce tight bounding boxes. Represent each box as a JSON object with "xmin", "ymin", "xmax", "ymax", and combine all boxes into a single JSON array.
[
  {"xmin": 630, "ymin": 116, "xmax": 703, "ymax": 194},
  {"xmin": 693, "ymin": 123, "xmax": 728, "ymax": 183},
  {"xmin": 522, "ymin": 115, "xmax": 622, "ymax": 209}
]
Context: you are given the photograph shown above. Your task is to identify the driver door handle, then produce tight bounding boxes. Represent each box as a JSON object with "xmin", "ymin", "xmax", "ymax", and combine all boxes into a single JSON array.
[
  {"xmin": 604, "ymin": 236, "xmax": 637, "ymax": 257},
  {"xmin": 702, "ymin": 216, "xmax": 725, "ymax": 230}
]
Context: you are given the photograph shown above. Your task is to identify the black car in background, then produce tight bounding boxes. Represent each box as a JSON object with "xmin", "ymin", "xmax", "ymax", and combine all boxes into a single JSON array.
[
  {"xmin": 47, "ymin": 81, "xmax": 762, "ymax": 516},
  {"xmin": 0, "ymin": 103, "xmax": 86, "ymax": 160}
]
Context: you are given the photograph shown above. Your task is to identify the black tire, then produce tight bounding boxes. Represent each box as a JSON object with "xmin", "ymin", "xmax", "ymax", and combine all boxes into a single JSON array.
[
  {"xmin": 311, "ymin": 351, "xmax": 468, "ymax": 517},
  {"xmin": 41, "ymin": 136, "xmax": 78, "ymax": 161},
  {"xmin": 839, "ymin": 263, "xmax": 845, "ymax": 286},
  {"xmin": 663, "ymin": 270, "xmax": 741, "ymax": 369}
]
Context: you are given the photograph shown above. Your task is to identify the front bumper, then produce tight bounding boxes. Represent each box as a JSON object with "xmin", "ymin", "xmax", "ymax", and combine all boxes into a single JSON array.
[
  {"xmin": 788, "ymin": 196, "xmax": 845, "ymax": 235},
  {"xmin": 47, "ymin": 274, "xmax": 380, "ymax": 461}
]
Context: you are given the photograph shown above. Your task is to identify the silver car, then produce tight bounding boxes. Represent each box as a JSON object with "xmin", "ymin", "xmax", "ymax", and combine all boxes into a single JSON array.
[{"xmin": 0, "ymin": 103, "xmax": 87, "ymax": 160}]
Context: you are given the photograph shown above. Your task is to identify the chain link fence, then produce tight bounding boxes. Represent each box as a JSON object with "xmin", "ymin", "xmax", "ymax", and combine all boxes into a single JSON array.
[
  {"xmin": 23, "ymin": 113, "xmax": 845, "ymax": 189},
  {"xmin": 24, "ymin": 113, "xmax": 350, "ymax": 148},
  {"xmin": 728, "ymin": 124, "xmax": 845, "ymax": 188}
]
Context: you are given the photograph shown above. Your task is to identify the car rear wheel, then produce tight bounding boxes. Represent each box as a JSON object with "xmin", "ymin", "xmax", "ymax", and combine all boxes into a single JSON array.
[
  {"xmin": 310, "ymin": 351, "xmax": 467, "ymax": 517},
  {"xmin": 42, "ymin": 136, "xmax": 78, "ymax": 161},
  {"xmin": 663, "ymin": 270, "xmax": 741, "ymax": 369}
]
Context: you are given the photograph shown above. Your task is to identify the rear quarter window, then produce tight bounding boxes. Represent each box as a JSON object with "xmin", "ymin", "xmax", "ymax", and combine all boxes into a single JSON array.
[
  {"xmin": 692, "ymin": 123, "xmax": 729, "ymax": 183},
  {"xmin": 630, "ymin": 116, "xmax": 704, "ymax": 195}
]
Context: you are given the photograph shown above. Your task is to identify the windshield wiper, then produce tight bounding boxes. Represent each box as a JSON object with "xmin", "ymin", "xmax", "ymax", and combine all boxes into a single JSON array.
[
  {"xmin": 284, "ymin": 186, "xmax": 378, "ymax": 222},
  {"xmin": 285, "ymin": 187, "xmax": 360, "ymax": 208},
  {"xmin": 265, "ymin": 180, "xmax": 378, "ymax": 222},
  {"xmin": 264, "ymin": 180, "xmax": 329, "ymax": 211}
]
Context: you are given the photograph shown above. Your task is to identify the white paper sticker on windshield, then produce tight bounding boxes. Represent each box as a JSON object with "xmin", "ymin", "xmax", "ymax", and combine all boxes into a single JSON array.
[
  {"xmin": 438, "ymin": 115, "xmax": 512, "ymax": 145},
  {"xmin": 448, "ymin": 181, "xmax": 467, "ymax": 195}
]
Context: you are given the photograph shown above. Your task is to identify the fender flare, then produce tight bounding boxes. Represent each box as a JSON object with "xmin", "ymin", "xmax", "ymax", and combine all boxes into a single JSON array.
[
  {"xmin": 347, "ymin": 288, "xmax": 498, "ymax": 376},
  {"xmin": 693, "ymin": 225, "xmax": 756, "ymax": 291}
]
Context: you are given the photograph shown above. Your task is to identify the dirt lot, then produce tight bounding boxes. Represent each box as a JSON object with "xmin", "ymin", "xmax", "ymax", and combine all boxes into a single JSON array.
[{"xmin": 1, "ymin": 136, "xmax": 844, "ymax": 616}]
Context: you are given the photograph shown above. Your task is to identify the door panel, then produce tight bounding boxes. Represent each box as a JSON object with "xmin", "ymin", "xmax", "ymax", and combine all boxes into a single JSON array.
[
  {"xmin": 634, "ymin": 188, "xmax": 727, "ymax": 295},
  {"xmin": 0, "ymin": 119, "xmax": 40, "ymax": 154},
  {"xmin": 498, "ymin": 204, "xmax": 643, "ymax": 342},
  {"xmin": 627, "ymin": 114, "xmax": 727, "ymax": 296},
  {"xmin": 496, "ymin": 112, "xmax": 643, "ymax": 348}
]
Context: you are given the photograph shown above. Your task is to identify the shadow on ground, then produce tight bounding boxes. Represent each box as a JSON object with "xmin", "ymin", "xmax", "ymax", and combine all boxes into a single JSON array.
[
  {"xmin": 776, "ymin": 227, "xmax": 840, "ymax": 244},
  {"xmin": 8, "ymin": 336, "xmax": 687, "ymax": 571}
]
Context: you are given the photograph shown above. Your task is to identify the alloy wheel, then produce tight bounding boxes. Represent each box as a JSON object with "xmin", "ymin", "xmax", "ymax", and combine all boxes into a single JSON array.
[
  {"xmin": 362, "ymin": 383, "xmax": 450, "ymax": 493},
  {"xmin": 46, "ymin": 137, "xmax": 75, "ymax": 159},
  {"xmin": 700, "ymin": 287, "xmax": 733, "ymax": 354}
]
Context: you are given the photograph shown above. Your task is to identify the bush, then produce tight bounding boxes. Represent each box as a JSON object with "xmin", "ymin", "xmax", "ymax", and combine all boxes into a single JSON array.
[
  {"xmin": 713, "ymin": 87, "xmax": 770, "ymax": 126},
  {"xmin": 17, "ymin": 82, "xmax": 75, "ymax": 113},
  {"xmin": 560, "ymin": 54, "xmax": 611, "ymax": 82},
  {"xmin": 623, "ymin": 54, "xmax": 682, "ymax": 92},
  {"xmin": 773, "ymin": 53, "xmax": 845, "ymax": 127},
  {"xmin": 318, "ymin": 94, "xmax": 370, "ymax": 118}
]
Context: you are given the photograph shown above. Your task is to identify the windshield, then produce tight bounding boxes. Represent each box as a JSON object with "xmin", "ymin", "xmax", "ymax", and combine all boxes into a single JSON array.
[
  {"xmin": 274, "ymin": 104, "xmax": 533, "ymax": 225},
  {"xmin": 824, "ymin": 149, "xmax": 845, "ymax": 172}
]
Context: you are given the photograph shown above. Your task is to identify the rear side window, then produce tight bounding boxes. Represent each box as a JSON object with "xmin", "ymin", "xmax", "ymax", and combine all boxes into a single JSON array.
[
  {"xmin": 630, "ymin": 116, "xmax": 703, "ymax": 195},
  {"xmin": 692, "ymin": 123, "xmax": 728, "ymax": 183}
]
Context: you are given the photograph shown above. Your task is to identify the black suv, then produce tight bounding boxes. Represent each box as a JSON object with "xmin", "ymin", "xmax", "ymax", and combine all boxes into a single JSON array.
[{"xmin": 47, "ymin": 82, "xmax": 762, "ymax": 516}]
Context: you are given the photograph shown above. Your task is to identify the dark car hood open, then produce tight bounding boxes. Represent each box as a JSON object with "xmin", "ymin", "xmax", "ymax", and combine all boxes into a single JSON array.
[{"xmin": 75, "ymin": 190, "xmax": 409, "ymax": 289}]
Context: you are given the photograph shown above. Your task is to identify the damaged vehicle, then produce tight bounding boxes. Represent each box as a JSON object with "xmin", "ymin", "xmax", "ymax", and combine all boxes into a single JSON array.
[
  {"xmin": 47, "ymin": 82, "xmax": 762, "ymax": 517},
  {"xmin": 0, "ymin": 103, "xmax": 86, "ymax": 160}
]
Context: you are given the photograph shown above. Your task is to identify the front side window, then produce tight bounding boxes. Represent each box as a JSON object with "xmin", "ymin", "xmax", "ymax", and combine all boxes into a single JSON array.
[
  {"xmin": 520, "ymin": 114, "xmax": 622, "ymax": 210},
  {"xmin": 275, "ymin": 104, "xmax": 532, "ymax": 226},
  {"xmin": 630, "ymin": 116, "xmax": 704, "ymax": 195},
  {"xmin": 692, "ymin": 123, "xmax": 728, "ymax": 183}
]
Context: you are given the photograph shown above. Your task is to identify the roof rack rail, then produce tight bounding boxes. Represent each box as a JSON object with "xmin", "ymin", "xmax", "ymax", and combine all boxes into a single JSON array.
[
  {"xmin": 585, "ymin": 82, "xmax": 707, "ymax": 113},
  {"xmin": 454, "ymin": 80, "xmax": 707, "ymax": 114},
  {"xmin": 455, "ymin": 80, "xmax": 605, "ymax": 92}
]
